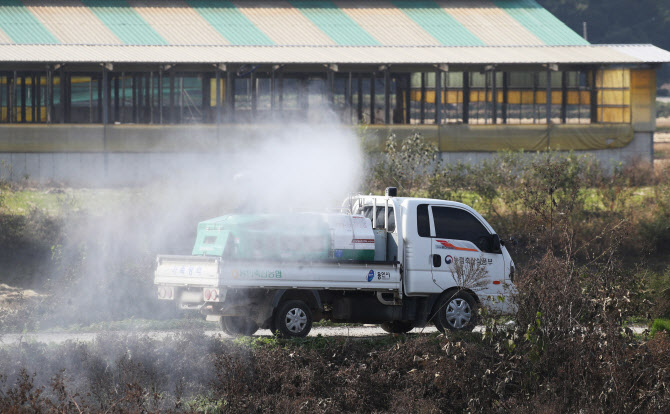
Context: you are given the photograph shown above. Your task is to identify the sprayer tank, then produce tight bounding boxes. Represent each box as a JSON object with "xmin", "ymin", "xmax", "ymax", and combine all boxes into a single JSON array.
[{"xmin": 191, "ymin": 213, "xmax": 376, "ymax": 262}]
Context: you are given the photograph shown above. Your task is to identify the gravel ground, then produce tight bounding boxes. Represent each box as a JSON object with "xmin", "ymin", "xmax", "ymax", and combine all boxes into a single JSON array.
[
  {"xmin": 0, "ymin": 324, "xmax": 444, "ymax": 346},
  {"xmin": 0, "ymin": 324, "xmax": 648, "ymax": 346}
]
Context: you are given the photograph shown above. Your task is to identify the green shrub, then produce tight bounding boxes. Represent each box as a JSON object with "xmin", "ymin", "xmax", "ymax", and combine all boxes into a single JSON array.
[
  {"xmin": 650, "ymin": 318, "xmax": 670, "ymax": 337},
  {"xmin": 369, "ymin": 132, "xmax": 438, "ymax": 196}
]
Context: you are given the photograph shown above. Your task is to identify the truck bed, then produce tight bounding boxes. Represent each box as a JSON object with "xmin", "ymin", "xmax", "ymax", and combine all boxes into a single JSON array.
[{"xmin": 155, "ymin": 255, "xmax": 402, "ymax": 292}]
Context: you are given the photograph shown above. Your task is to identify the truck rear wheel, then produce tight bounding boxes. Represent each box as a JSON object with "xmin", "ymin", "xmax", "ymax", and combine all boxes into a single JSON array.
[
  {"xmin": 273, "ymin": 300, "xmax": 313, "ymax": 338},
  {"xmin": 380, "ymin": 321, "xmax": 414, "ymax": 334},
  {"xmin": 221, "ymin": 316, "xmax": 259, "ymax": 336},
  {"xmin": 434, "ymin": 291, "xmax": 477, "ymax": 332}
]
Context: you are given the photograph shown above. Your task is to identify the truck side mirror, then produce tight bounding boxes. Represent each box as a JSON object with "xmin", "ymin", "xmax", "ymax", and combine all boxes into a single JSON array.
[{"xmin": 491, "ymin": 234, "xmax": 501, "ymax": 252}]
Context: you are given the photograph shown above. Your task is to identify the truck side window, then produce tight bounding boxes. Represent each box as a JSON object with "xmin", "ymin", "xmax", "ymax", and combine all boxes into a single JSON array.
[
  {"xmin": 417, "ymin": 204, "xmax": 430, "ymax": 237},
  {"xmin": 431, "ymin": 206, "xmax": 493, "ymax": 252}
]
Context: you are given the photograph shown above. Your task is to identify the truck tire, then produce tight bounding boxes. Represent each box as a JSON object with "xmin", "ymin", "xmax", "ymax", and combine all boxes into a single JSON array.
[
  {"xmin": 221, "ymin": 316, "xmax": 259, "ymax": 336},
  {"xmin": 380, "ymin": 321, "xmax": 414, "ymax": 334},
  {"xmin": 433, "ymin": 291, "xmax": 477, "ymax": 332},
  {"xmin": 273, "ymin": 300, "xmax": 312, "ymax": 338}
]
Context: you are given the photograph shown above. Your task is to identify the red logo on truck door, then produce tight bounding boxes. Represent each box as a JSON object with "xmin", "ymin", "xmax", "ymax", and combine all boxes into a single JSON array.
[{"xmin": 435, "ymin": 239, "xmax": 479, "ymax": 252}]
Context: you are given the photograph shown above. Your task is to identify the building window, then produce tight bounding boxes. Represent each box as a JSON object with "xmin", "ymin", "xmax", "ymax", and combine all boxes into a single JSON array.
[{"xmin": 597, "ymin": 69, "xmax": 631, "ymax": 123}]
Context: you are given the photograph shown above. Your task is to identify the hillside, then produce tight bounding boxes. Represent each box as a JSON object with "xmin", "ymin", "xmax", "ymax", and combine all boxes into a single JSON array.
[{"xmin": 537, "ymin": 0, "xmax": 670, "ymax": 92}]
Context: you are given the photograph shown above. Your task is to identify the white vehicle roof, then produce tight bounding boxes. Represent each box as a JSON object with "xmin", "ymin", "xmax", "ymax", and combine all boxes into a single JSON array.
[{"xmin": 347, "ymin": 194, "xmax": 496, "ymax": 234}]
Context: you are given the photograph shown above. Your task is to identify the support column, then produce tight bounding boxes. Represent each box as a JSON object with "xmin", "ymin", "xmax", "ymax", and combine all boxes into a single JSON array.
[
  {"xmin": 114, "ymin": 74, "xmax": 120, "ymax": 123},
  {"xmin": 492, "ymin": 69, "xmax": 497, "ymax": 124},
  {"xmin": 201, "ymin": 74, "xmax": 210, "ymax": 123},
  {"xmin": 278, "ymin": 69, "xmax": 283, "ymax": 112},
  {"xmin": 357, "ymin": 75, "xmax": 363, "ymax": 122},
  {"xmin": 102, "ymin": 66, "xmax": 109, "ymax": 125},
  {"xmin": 169, "ymin": 69, "xmax": 175, "ymax": 123},
  {"xmin": 405, "ymin": 74, "xmax": 411, "ymax": 124},
  {"xmin": 384, "ymin": 67, "xmax": 391, "ymax": 124},
  {"xmin": 435, "ymin": 68, "xmax": 442, "ymax": 125},
  {"xmin": 463, "ymin": 72, "xmax": 470, "ymax": 124},
  {"xmin": 327, "ymin": 68, "xmax": 334, "ymax": 105},
  {"xmin": 46, "ymin": 66, "xmax": 52, "ymax": 123},
  {"xmin": 215, "ymin": 67, "xmax": 221, "ymax": 125},
  {"xmin": 420, "ymin": 72, "xmax": 425, "ymax": 124},
  {"xmin": 270, "ymin": 66, "xmax": 275, "ymax": 113},
  {"xmin": 145, "ymin": 72, "xmax": 151, "ymax": 123},
  {"xmin": 149, "ymin": 72, "xmax": 154, "ymax": 124},
  {"xmin": 97, "ymin": 73, "xmax": 103, "ymax": 122},
  {"xmin": 121, "ymin": 72, "xmax": 126, "ymax": 123},
  {"xmin": 345, "ymin": 72, "xmax": 351, "ymax": 122},
  {"xmin": 370, "ymin": 72, "xmax": 376, "ymax": 124},
  {"xmin": 226, "ymin": 68, "xmax": 235, "ymax": 122},
  {"xmin": 546, "ymin": 67, "xmax": 552, "ymax": 125},
  {"xmin": 12, "ymin": 71, "xmax": 17, "ymax": 123},
  {"xmin": 135, "ymin": 73, "xmax": 139, "ymax": 124},
  {"xmin": 179, "ymin": 76, "xmax": 184, "ymax": 123},
  {"xmin": 590, "ymin": 69, "xmax": 598, "ymax": 124},
  {"xmin": 502, "ymin": 72, "xmax": 508, "ymax": 124},
  {"xmin": 59, "ymin": 69, "xmax": 65, "ymax": 123},
  {"xmin": 31, "ymin": 73, "xmax": 37, "ymax": 123},
  {"xmin": 20, "ymin": 73, "xmax": 26, "ymax": 123},
  {"xmin": 561, "ymin": 71, "xmax": 567, "ymax": 124},
  {"xmin": 158, "ymin": 69, "xmax": 163, "ymax": 124},
  {"xmin": 250, "ymin": 71, "xmax": 257, "ymax": 119}
]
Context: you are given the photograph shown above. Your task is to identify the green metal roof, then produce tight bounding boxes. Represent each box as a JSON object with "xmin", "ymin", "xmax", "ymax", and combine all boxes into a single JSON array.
[
  {"xmin": 290, "ymin": 0, "xmax": 381, "ymax": 46},
  {"xmin": 0, "ymin": 0, "xmax": 589, "ymax": 47},
  {"xmin": 493, "ymin": 0, "xmax": 588, "ymax": 46},
  {"xmin": 188, "ymin": 0, "xmax": 274, "ymax": 46},
  {"xmin": 0, "ymin": 0, "xmax": 58, "ymax": 44},
  {"xmin": 81, "ymin": 0, "xmax": 167, "ymax": 45},
  {"xmin": 392, "ymin": 0, "xmax": 485, "ymax": 46}
]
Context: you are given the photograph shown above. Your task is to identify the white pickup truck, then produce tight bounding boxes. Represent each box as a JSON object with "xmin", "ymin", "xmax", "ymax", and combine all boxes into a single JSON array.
[{"xmin": 154, "ymin": 188, "xmax": 516, "ymax": 337}]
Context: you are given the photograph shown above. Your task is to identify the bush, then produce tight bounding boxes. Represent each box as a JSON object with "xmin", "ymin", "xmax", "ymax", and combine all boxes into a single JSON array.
[
  {"xmin": 0, "ymin": 327, "xmax": 669, "ymax": 413},
  {"xmin": 651, "ymin": 318, "xmax": 670, "ymax": 337},
  {"xmin": 369, "ymin": 132, "xmax": 438, "ymax": 196}
]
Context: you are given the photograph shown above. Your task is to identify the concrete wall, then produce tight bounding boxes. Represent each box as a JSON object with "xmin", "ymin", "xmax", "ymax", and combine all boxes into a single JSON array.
[
  {"xmin": 0, "ymin": 130, "xmax": 654, "ymax": 186},
  {"xmin": 439, "ymin": 131, "xmax": 653, "ymax": 167},
  {"xmin": 0, "ymin": 108, "xmax": 656, "ymax": 186}
]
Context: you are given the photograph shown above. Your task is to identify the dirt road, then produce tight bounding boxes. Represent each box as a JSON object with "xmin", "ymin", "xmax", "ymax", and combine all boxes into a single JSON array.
[
  {"xmin": 1, "ymin": 323, "xmax": 649, "ymax": 346},
  {"xmin": 0, "ymin": 325, "xmax": 443, "ymax": 345}
]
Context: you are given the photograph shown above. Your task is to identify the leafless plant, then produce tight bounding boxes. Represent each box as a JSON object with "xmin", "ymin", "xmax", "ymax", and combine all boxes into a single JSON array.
[{"xmin": 447, "ymin": 256, "xmax": 490, "ymax": 294}]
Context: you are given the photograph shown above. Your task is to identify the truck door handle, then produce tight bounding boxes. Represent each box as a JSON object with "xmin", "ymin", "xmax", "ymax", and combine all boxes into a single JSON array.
[{"xmin": 432, "ymin": 254, "xmax": 441, "ymax": 268}]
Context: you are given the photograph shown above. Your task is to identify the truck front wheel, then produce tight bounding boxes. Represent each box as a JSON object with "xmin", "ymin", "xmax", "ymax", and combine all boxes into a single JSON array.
[
  {"xmin": 273, "ymin": 300, "xmax": 313, "ymax": 338},
  {"xmin": 434, "ymin": 291, "xmax": 477, "ymax": 332},
  {"xmin": 221, "ymin": 316, "xmax": 259, "ymax": 336}
]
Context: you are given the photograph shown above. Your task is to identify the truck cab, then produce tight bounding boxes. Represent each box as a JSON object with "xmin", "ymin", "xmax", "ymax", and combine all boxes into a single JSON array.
[{"xmin": 349, "ymin": 192, "xmax": 516, "ymax": 320}]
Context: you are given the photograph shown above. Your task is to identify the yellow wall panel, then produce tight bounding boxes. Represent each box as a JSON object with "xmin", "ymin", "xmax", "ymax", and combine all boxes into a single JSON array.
[
  {"xmin": 445, "ymin": 90, "xmax": 462, "ymax": 104},
  {"xmin": 581, "ymin": 91, "xmax": 591, "ymax": 104},
  {"xmin": 521, "ymin": 91, "xmax": 534, "ymax": 105},
  {"xmin": 599, "ymin": 107, "xmax": 629, "ymax": 123},
  {"xmin": 209, "ymin": 78, "xmax": 226, "ymax": 106},
  {"xmin": 597, "ymin": 69, "xmax": 630, "ymax": 88},
  {"xmin": 507, "ymin": 91, "xmax": 521, "ymax": 104},
  {"xmin": 566, "ymin": 91, "xmax": 580, "ymax": 105},
  {"xmin": 551, "ymin": 91, "xmax": 562, "ymax": 105},
  {"xmin": 2, "ymin": 108, "xmax": 47, "ymax": 122},
  {"xmin": 630, "ymin": 69, "xmax": 656, "ymax": 131}
]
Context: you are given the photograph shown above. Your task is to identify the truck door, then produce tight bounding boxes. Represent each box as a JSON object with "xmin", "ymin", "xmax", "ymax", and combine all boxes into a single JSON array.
[
  {"xmin": 403, "ymin": 204, "xmax": 436, "ymax": 295},
  {"xmin": 429, "ymin": 205, "xmax": 505, "ymax": 292}
]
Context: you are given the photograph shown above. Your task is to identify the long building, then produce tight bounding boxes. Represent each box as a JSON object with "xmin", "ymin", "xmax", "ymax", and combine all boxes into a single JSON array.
[{"xmin": 0, "ymin": 0, "xmax": 668, "ymax": 183}]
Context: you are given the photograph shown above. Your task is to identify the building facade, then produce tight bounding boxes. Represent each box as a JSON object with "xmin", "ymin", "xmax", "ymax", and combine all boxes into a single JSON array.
[{"xmin": 0, "ymin": 0, "xmax": 668, "ymax": 183}]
